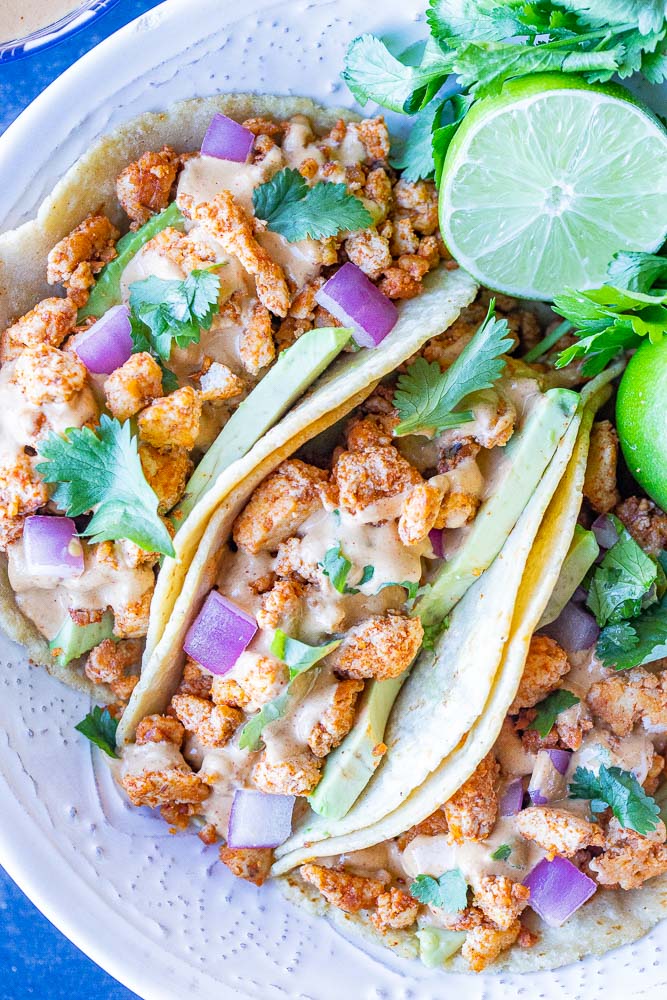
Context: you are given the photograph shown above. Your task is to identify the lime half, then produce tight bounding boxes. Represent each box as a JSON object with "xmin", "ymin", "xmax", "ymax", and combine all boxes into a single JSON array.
[
  {"xmin": 616, "ymin": 338, "xmax": 667, "ymax": 511},
  {"xmin": 439, "ymin": 73, "xmax": 667, "ymax": 300}
]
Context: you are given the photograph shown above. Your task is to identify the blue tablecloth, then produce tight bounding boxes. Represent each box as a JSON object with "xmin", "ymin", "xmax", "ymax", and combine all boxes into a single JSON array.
[{"xmin": 0, "ymin": 7, "xmax": 163, "ymax": 995}]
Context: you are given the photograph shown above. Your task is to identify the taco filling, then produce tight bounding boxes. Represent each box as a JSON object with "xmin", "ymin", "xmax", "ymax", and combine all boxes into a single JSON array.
[{"xmin": 0, "ymin": 106, "xmax": 467, "ymax": 701}]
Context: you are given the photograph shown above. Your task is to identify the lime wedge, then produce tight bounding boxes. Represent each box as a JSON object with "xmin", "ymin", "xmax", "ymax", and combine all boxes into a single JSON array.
[
  {"xmin": 439, "ymin": 73, "xmax": 667, "ymax": 301},
  {"xmin": 616, "ymin": 337, "xmax": 667, "ymax": 511}
]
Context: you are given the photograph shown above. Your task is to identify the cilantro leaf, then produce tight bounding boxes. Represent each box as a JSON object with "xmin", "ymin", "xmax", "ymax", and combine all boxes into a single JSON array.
[
  {"xmin": 421, "ymin": 617, "xmax": 450, "ymax": 651},
  {"xmin": 586, "ymin": 521, "xmax": 657, "ymax": 626},
  {"xmin": 75, "ymin": 706, "xmax": 119, "ymax": 758},
  {"xmin": 320, "ymin": 544, "xmax": 374, "ymax": 595},
  {"xmin": 490, "ymin": 844, "xmax": 512, "ymax": 862},
  {"xmin": 410, "ymin": 869, "xmax": 468, "ymax": 911},
  {"xmin": 129, "ymin": 268, "xmax": 221, "ymax": 363},
  {"xmin": 252, "ymin": 168, "xmax": 372, "ymax": 242},
  {"xmin": 270, "ymin": 629, "xmax": 341, "ymax": 679},
  {"xmin": 36, "ymin": 415, "xmax": 174, "ymax": 556},
  {"xmin": 606, "ymin": 251, "xmax": 667, "ymax": 294},
  {"xmin": 597, "ymin": 593, "xmax": 667, "ymax": 670},
  {"xmin": 238, "ymin": 691, "xmax": 289, "ymax": 751},
  {"xmin": 376, "ymin": 580, "xmax": 421, "ymax": 602},
  {"xmin": 432, "ymin": 93, "xmax": 474, "ymax": 180},
  {"xmin": 569, "ymin": 764, "xmax": 660, "ymax": 835},
  {"xmin": 390, "ymin": 101, "xmax": 442, "ymax": 182},
  {"xmin": 393, "ymin": 300, "xmax": 512, "ymax": 436},
  {"xmin": 530, "ymin": 689, "xmax": 580, "ymax": 738},
  {"xmin": 342, "ymin": 34, "xmax": 452, "ymax": 114},
  {"xmin": 427, "ymin": 0, "xmax": 528, "ymax": 45}
]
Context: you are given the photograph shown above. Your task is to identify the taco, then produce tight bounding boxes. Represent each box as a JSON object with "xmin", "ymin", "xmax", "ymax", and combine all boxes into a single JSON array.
[
  {"xmin": 113, "ymin": 301, "xmax": 596, "ymax": 906},
  {"xmin": 0, "ymin": 94, "xmax": 478, "ymax": 701}
]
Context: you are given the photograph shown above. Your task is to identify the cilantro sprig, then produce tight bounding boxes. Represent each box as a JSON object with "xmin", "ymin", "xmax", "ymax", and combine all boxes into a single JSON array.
[
  {"xmin": 320, "ymin": 544, "xmax": 374, "ymax": 595},
  {"xmin": 75, "ymin": 706, "xmax": 119, "ymax": 758},
  {"xmin": 393, "ymin": 300, "xmax": 512, "ymax": 436},
  {"xmin": 490, "ymin": 844, "xmax": 512, "ymax": 862},
  {"xmin": 36, "ymin": 415, "xmax": 174, "ymax": 556},
  {"xmin": 597, "ymin": 593, "xmax": 667, "ymax": 671},
  {"xmin": 586, "ymin": 517, "xmax": 658, "ymax": 627},
  {"xmin": 569, "ymin": 764, "xmax": 661, "ymax": 835},
  {"xmin": 555, "ymin": 251, "xmax": 667, "ymax": 374},
  {"xmin": 252, "ymin": 168, "xmax": 373, "ymax": 242},
  {"xmin": 343, "ymin": 4, "xmax": 667, "ymax": 184},
  {"xmin": 239, "ymin": 630, "xmax": 341, "ymax": 750},
  {"xmin": 410, "ymin": 869, "xmax": 469, "ymax": 911},
  {"xmin": 529, "ymin": 689, "xmax": 580, "ymax": 738},
  {"xmin": 128, "ymin": 267, "xmax": 221, "ymax": 387}
]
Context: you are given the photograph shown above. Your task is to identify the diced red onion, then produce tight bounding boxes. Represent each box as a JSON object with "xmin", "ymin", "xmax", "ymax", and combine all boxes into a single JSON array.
[
  {"xmin": 540, "ymin": 601, "xmax": 599, "ymax": 654},
  {"xmin": 315, "ymin": 262, "xmax": 398, "ymax": 349},
  {"xmin": 546, "ymin": 749, "xmax": 572, "ymax": 775},
  {"xmin": 183, "ymin": 591, "xmax": 257, "ymax": 675},
  {"xmin": 201, "ymin": 113, "xmax": 255, "ymax": 162},
  {"xmin": 429, "ymin": 528, "xmax": 444, "ymax": 559},
  {"xmin": 591, "ymin": 514, "xmax": 619, "ymax": 550},
  {"xmin": 23, "ymin": 516, "xmax": 84, "ymax": 579},
  {"xmin": 500, "ymin": 778, "xmax": 524, "ymax": 817},
  {"xmin": 528, "ymin": 750, "xmax": 570, "ymax": 805},
  {"xmin": 74, "ymin": 305, "xmax": 133, "ymax": 374},
  {"xmin": 523, "ymin": 856, "xmax": 596, "ymax": 927},
  {"xmin": 572, "ymin": 585, "xmax": 588, "ymax": 604},
  {"xmin": 529, "ymin": 789, "xmax": 549, "ymax": 805},
  {"xmin": 227, "ymin": 789, "xmax": 295, "ymax": 849}
]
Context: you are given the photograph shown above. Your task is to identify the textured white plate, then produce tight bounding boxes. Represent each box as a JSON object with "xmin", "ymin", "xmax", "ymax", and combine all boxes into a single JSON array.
[{"xmin": 1, "ymin": 1, "xmax": 666, "ymax": 997}]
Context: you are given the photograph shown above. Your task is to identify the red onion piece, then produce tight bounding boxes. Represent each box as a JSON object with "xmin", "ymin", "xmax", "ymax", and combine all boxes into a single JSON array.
[
  {"xmin": 528, "ymin": 750, "xmax": 569, "ymax": 804},
  {"xmin": 429, "ymin": 528, "xmax": 444, "ymax": 559},
  {"xmin": 227, "ymin": 789, "xmax": 295, "ymax": 849},
  {"xmin": 74, "ymin": 305, "xmax": 133, "ymax": 374},
  {"xmin": 523, "ymin": 856, "xmax": 596, "ymax": 927},
  {"xmin": 183, "ymin": 591, "xmax": 257, "ymax": 675},
  {"xmin": 315, "ymin": 262, "xmax": 398, "ymax": 348},
  {"xmin": 500, "ymin": 778, "xmax": 524, "ymax": 816},
  {"xmin": 540, "ymin": 601, "xmax": 599, "ymax": 654},
  {"xmin": 546, "ymin": 749, "xmax": 572, "ymax": 775},
  {"xmin": 23, "ymin": 516, "xmax": 84, "ymax": 579},
  {"xmin": 591, "ymin": 514, "xmax": 619, "ymax": 550},
  {"xmin": 201, "ymin": 113, "xmax": 255, "ymax": 162}
]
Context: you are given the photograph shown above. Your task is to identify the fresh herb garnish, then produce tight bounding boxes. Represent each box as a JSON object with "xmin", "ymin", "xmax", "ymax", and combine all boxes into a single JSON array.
[
  {"xmin": 252, "ymin": 168, "xmax": 373, "ymax": 242},
  {"xmin": 270, "ymin": 629, "xmax": 341, "ymax": 680},
  {"xmin": 393, "ymin": 300, "xmax": 512, "ymax": 436},
  {"xmin": 569, "ymin": 764, "xmax": 661, "ymax": 835},
  {"xmin": 36, "ymin": 415, "xmax": 174, "ymax": 556},
  {"xmin": 530, "ymin": 689, "xmax": 580, "ymax": 738},
  {"xmin": 410, "ymin": 869, "xmax": 469, "ymax": 911},
  {"xmin": 343, "ymin": 5, "xmax": 667, "ymax": 182},
  {"xmin": 320, "ymin": 544, "xmax": 374, "ymax": 595},
  {"xmin": 586, "ymin": 518, "xmax": 658, "ymax": 627},
  {"xmin": 376, "ymin": 580, "xmax": 421, "ymax": 602},
  {"xmin": 238, "ymin": 692, "xmax": 289, "ymax": 752},
  {"xmin": 421, "ymin": 617, "xmax": 450, "ymax": 651},
  {"xmin": 597, "ymin": 593, "xmax": 667, "ymax": 671},
  {"xmin": 490, "ymin": 844, "xmax": 512, "ymax": 862},
  {"xmin": 555, "ymin": 251, "xmax": 667, "ymax": 374},
  {"xmin": 75, "ymin": 706, "xmax": 119, "ymax": 759},
  {"xmin": 129, "ymin": 267, "xmax": 221, "ymax": 370}
]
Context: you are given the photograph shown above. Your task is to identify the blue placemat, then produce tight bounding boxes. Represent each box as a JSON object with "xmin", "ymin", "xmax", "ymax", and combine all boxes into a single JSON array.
[{"xmin": 0, "ymin": 8, "xmax": 165, "ymax": 996}]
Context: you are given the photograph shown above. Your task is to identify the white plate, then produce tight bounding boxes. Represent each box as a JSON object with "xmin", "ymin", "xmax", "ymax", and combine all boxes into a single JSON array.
[{"xmin": 1, "ymin": 2, "xmax": 667, "ymax": 997}]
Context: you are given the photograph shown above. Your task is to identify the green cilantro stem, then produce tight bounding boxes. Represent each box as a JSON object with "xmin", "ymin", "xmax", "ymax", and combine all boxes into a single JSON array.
[{"xmin": 523, "ymin": 320, "xmax": 573, "ymax": 363}]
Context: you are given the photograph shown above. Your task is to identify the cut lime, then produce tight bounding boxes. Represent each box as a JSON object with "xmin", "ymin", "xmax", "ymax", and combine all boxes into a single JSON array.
[
  {"xmin": 439, "ymin": 73, "xmax": 667, "ymax": 301},
  {"xmin": 616, "ymin": 337, "xmax": 667, "ymax": 511}
]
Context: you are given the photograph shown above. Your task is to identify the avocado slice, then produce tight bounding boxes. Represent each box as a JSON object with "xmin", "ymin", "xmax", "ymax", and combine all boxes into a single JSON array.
[
  {"xmin": 78, "ymin": 202, "xmax": 185, "ymax": 320},
  {"xmin": 49, "ymin": 611, "xmax": 115, "ymax": 667},
  {"xmin": 538, "ymin": 524, "xmax": 599, "ymax": 628},
  {"xmin": 176, "ymin": 326, "xmax": 352, "ymax": 519},
  {"xmin": 308, "ymin": 387, "xmax": 579, "ymax": 819}
]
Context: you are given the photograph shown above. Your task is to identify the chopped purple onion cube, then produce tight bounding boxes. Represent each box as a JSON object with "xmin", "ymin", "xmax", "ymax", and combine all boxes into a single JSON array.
[
  {"xmin": 540, "ymin": 601, "xmax": 599, "ymax": 654},
  {"xmin": 183, "ymin": 591, "xmax": 257, "ymax": 675},
  {"xmin": 528, "ymin": 788, "xmax": 549, "ymax": 806},
  {"xmin": 499, "ymin": 777, "xmax": 524, "ymax": 817},
  {"xmin": 523, "ymin": 856, "xmax": 596, "ymax": 927},
  {"xmin": 23, "ymin": 516, "xmax": 84, "ymax": 579},
  {"xmin": 201, "ymin": 113, "xmax": 255, "ymax": 162},
  {"xmin": 546, "ymin": 748, "xmax": 572, "ymax": 775},
  {"xmin": 227, "ymin": 789, "xmax": 295, "ymax": 849},
  {"xmin": 315, "ymin": 262, "xmax": 398, "ymax": 349},
  {"xmin": 429, "ymin": 528, "xmax": 444, "ymax": 559},
  {"xmin": 591, "ymin": 513, "xmax": 619, "ymax": 550},
  {"xmin": 74, "ymin": 305, "xmax": 133, "ymax": 374}
]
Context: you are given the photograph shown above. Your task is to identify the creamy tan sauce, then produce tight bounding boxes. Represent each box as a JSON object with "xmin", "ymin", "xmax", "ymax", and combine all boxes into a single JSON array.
[
  {"xmin": 8, "ymin": 537, "xmax": 153, "ymax": 639},
  {"xmin": 121, "ymin": 740, "xmax": 185, "ymax": 779},
  {"xmin": 1, "ymin": 0, "xmax": 78, "ymax": 42},
  {"xmin": 198, "ymin": 743, "xmax": 257, "ymax": 834}
]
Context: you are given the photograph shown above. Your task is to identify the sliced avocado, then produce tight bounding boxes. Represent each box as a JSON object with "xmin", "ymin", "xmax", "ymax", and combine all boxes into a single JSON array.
[
  {"xmin": 176, "ymin": 326, "xmax": 352, "ymax": 519},
  {"xmin": 417, "ymin": 387, "xmax": 579, "ymax": 627},
  {"xmin": 78, "ymin": 203, "xmax": 185, "ymax": 320},
  {"xmin": 49, "ymin": 611, "xmax": 115, "ymax": 667},
  {"xmin": 308, "ymin": 676, "xmax": 402, "ymax": 819},
  {"xmin": 417, "ymin": 927, "xmax": 466, "ymax": 967},
  {"xmin": 309, "ymin": 387, "xmax": 579, "ymax": 819},
  {"xmin": 538, "ymin": 525, "xmax": 599, "ymax": 628}
]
